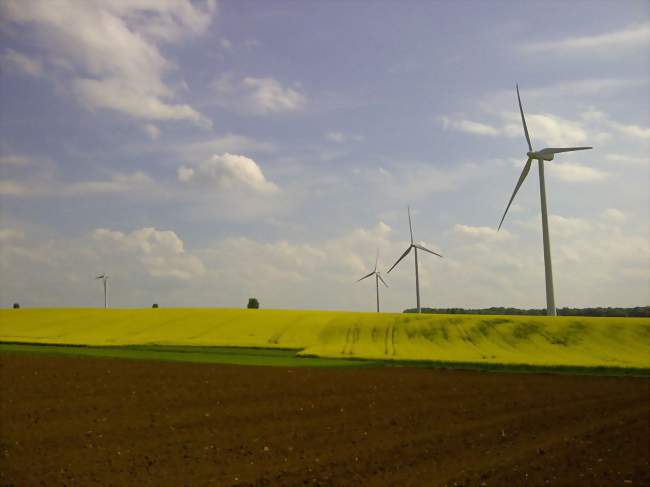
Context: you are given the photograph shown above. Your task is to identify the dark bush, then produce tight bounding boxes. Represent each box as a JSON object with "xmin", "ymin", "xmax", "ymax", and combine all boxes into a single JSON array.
[
  {"xmin": 12, "ymin": 303, "xmax": 20, "ymax": 309},
  {"xmin": 247, "ymin": 298, "xmax": 259, "ymax": 309},
  {"xmin": 152, "ymin": 303, "xmax": 159, "ymax": 308}
]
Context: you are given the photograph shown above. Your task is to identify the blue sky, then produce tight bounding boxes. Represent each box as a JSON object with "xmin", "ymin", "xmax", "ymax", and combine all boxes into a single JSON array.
[{"xmin": 1, "ymin": 0, "xmax": 648, "ymax": 310}]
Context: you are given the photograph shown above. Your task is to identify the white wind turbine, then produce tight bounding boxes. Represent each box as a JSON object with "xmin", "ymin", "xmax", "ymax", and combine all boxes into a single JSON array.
[
  {"xmin": 387, "ymin": 206, "xmax": 443, "ymax": 313},
  {"xmin": 96, "ymin": 273, "xmax": 109, "ymax": 308},
  {"xmin": 498, "ymin": 84, "xmax": 592, "ymax": 316},
  {"xmin": 357, "ymin": 250, "xmax": 389, "ymax": 312}
]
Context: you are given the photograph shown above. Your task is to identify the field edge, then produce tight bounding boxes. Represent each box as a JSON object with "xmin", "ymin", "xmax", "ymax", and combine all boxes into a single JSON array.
[{"xmin": 2, "ymin": 342, "xmax": 649, "ymax": 377}]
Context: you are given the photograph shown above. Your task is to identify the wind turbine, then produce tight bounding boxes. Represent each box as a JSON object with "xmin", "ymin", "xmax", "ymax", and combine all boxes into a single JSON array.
[
  {"xmin": 498, "ymin": 84, "xmax": 592, "ymax": 316},
  {"xmin": 96, "ymin": 273, "xmax": 109, "ymax": 308},
  {"xmin": 387, "ymin": 206, "xmax": 443, "ymax": 313},
  {"xmin": 357, "ymin": 250, "xmax": 389, "ymax": 312}
]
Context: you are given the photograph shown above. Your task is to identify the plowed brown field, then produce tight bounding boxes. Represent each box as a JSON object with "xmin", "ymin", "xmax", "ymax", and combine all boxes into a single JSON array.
[{"xmin": 1, "ymin": 353, "xmax": 648, "ymax": 486}]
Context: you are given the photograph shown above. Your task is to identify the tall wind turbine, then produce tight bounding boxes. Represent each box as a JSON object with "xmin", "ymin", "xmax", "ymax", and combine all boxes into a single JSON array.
[
  {"xmin": 498, "ymin": 84, "xmax": 592, "ymax": 316},
  {"xmin": 357, "ymin": 250, "xmax": 389, "ymax": 312},
  {"xmin": 96, "ymin": 274, "xmax": 109, "ymax": 308},
  {"xmin": 387, "ymin": 206, "xmax": 443, "ymax": 313}
]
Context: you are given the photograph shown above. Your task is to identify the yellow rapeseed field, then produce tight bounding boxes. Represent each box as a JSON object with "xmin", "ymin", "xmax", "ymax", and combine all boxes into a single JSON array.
[{"xmin": 1, "ymin": 308, "xmax": 649, "ymax": 368}]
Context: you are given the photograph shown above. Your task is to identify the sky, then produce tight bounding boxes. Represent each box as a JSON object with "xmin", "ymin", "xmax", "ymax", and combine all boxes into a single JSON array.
[{"xmin": 0, "ymin": 0, "xmax": 648, "ymax": 311}]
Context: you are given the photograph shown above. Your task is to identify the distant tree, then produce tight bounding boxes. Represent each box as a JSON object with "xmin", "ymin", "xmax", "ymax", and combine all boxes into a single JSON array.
[
  {"xmin": 152, "ymin": 303, "xmax": 159, "ymax": 308},
  {"xmin": 12, "ymin": 303, "xmax": 20, "ymax": 309},
  {"xmin": 404, "ymin": 306, "xmax": 650, "ymax": 317},
  {"xmin": 247, "ymin": 298, "xmax": 260, "ymax": 309}
]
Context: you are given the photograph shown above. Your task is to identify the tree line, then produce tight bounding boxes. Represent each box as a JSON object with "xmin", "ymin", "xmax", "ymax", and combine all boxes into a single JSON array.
[{"xmin": 404, "ymin": 306, "xmax": 650, "ymax": 317}]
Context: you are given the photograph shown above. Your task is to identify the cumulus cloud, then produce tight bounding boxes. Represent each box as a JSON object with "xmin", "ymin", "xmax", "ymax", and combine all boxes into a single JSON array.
[
  {"xmin": 143, "ymin": 124, "xmax": 161, "ymax": 140},
  {"xmin": 0, "ymin": 0, "xmax": 214, "ymax": 126},
  {"xmin": 213, "ymin": 74, "xmax": 306, "ymax": 114},
  {"xmin": 178, "ymin": 153, "xmax": 278, "ymax": 194},
  {"xmin": 93, "ymin": 227, "xmax": 204, "ymax": 280},
  {"xmin": 1, "ymin": 215, "xmax": 648, "ymax": 309}
]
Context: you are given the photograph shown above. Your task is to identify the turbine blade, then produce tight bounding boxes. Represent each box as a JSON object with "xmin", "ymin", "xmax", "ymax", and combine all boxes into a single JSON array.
[
  {"xmin": 414, "ymin": 243, "xmax": 443, "ymax": 258},
  {"xmin": 387, "ymin": 246, "xmax": 412, "ymax": 274},
  {"xmin": 377, "ymin": 274, "xmax": 389, "ymax": 288},
  {"xmin": 539, "ymin": 147, "xmax": 593, "ymax": 155},
  {"xmin": 498, "ymin": 157, "xmax": 533, "ymax": 231},
  {"xmin": 357, "ymin": 271, "xmax": 375, "ymax": 282},
  {"xmin": 95, "ymin": 274, "xmax": 104, "ymax": 279},
  {"xmin": 408, "ymin": 205, "xmax": 414, "ymax": 243},
  {"xmin": 516, "ymin": 84, "xmax": 533, "ymax": 152},
  {"xmin": 374, "ymin": 249, "xmax": 379, "ymax": 273}
]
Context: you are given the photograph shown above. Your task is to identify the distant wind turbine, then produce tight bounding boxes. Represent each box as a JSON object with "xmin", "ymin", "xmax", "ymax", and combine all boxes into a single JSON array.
[
  {"xmin": 387, "ymin": 206, "xmax": 443, "ymax": 313},
  {"xmin": 96, "ymin": 273, "xmax": 109, "ymax": 308},
  {"xmin": 357, "ymin": 250, "xmax": 389, "ymax": 312},
  {"xmin": 498, "ymin": 84, "xmax": 592, "ymax": 316}
]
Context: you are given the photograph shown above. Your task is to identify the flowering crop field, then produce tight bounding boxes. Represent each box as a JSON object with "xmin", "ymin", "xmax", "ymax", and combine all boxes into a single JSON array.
[{"xmin": 1, "ymin": 308, "xmax": 649, "ymax": 369}]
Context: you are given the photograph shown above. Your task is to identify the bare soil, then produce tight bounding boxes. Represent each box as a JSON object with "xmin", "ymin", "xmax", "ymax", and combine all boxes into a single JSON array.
[{"xmin": 1, "ymin": 353, "xmax": 648, "ymax": 486}]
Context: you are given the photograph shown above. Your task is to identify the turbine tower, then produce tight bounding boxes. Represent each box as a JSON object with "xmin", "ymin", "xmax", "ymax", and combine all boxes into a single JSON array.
[
  {"xmin": 387, "ymin": 206, "xmax": 442, "ymax": 313},
  {"xmin": 498, "ymin": 84, "xmax": 592, "ymax": 316},
  {"xmin": 96, "ymin": 273, "xmax": 109, "ymax": 308},
  {"xmin": 357, "ymin": 250, "xmax": 389, "ymax": 312}
]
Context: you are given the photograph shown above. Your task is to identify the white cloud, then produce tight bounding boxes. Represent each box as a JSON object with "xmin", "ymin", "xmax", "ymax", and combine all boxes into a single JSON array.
[
  {"xmin": 453, "ymin": 224, "xmax": 512, "ymax": 241},
  {"xmin": 523, "ymin": 22, "xmax": 650, "ymax": 53},
  {"xmin": 0, "ymin": 180, "xmax": 28, "ymax": 195},
  {"xmin": 502, "ymin": 112, "xmax": 588, "ymax": 146},
  {"xmin": 601, "ymin": 208, "xmax": 626, "ymax": 223},
  {"xmin": 0, "ymin": 228, "xmax": 25, "ymax": 242},
  {"xmin": 548, "ymin": 215, "xmax": 594, "ymax": 238},
  {"xmin": 325, "ymin": 131, "xmax": 363, "ymax": 143},
  {"xmin": 179, "ymin": 134, "xmax": 275, "ymax": 161},
  {"xmin": 523, "ymin": 79, "xmax": 648, "ymax": 98},
  {"xmin": 178, "ymin": 153, "xmax": 278, "ymax": 194},
  {"xmin": 609, "ymin": 121, "xmax": 650, "ymax": 140},
  {"xmin": 177, "ymin": 166, "xmax": 194, "ymax": 182},
  {"xmin": 548, "ymin": 163, "xmax": 608, "ymax": 182},
  {"xmin": 1, "ymin": 215, "xmax": 648, "ymax": 309},
  {"xmin": 93, "ymin": 227, "xmax": 204, "ymax": 280},
  {"xmin": 440, "ymin": 111, "xmax": 590, "ymax": 146},
  {"xmin": 63, "ymin": 171, "xmax": 156, "ymax": 195},
  {"xmin": 143, "ymin": 123, "xmax": 160, "ymax": 140},
  {"xmin": 0, "ymin": 0, "xmax": 215, "ymax": 126},
  {"xmin": 605, "ymin": 153, "xmax": 648, "ymax": 166},
  {"xmin": 213, "ymin": 75, "xmax": 306, "ymax": 114},
  {"xmin": 1, "ymin": 171, "xmax": 156, "ymax": 197},
  {"xmin": 439, "ymin": 116, "xmax": 500, "ymax": 136},
  {"xmin": 1, "ymin": 48, "xmax": 43, "ymax": 77},
  {"xmin": 325, "ymin": 131, "xmax": 345, "ymax": 143}
]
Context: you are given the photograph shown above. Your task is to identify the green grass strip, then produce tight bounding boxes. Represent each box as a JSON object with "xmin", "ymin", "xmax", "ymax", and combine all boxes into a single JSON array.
[{"xmin": 2, "ymin": 342, "xmax": 649, "ymax": 376}]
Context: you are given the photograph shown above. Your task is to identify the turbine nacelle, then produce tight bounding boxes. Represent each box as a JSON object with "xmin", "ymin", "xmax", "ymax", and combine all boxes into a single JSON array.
[{"xmin": 527, "ymin": 150, "xmax": 554, "ymax": 161}]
